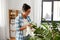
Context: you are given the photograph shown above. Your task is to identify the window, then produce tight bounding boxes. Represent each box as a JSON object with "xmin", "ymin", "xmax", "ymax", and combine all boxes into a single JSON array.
[
  {"xmin": 43, "ymin": 2, "xmax": 52, "ymax": 21},
  {"xmin": 53, "ymin": 1, "xmax": 60, "ymax": 21},
  {"xmin": 41, "ymin": 0, "xmax": 60, "ymax": 22}
]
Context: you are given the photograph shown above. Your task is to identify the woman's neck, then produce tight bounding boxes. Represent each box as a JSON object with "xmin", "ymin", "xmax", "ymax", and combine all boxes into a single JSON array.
[{"xmin": 22, "ymin": 13, "xmax": 27, "ymax": 19}]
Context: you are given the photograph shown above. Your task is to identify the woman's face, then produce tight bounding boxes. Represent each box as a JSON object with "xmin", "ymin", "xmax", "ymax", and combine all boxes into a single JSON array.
[{"xmin": 25, "ymin": 9, "xmax": 31, "ymax": 16}]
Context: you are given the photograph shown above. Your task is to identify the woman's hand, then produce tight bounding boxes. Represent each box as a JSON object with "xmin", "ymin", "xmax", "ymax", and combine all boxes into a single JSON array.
[
  {"xmin": 27, "ymin": 23, "xmax": 32, "ymax": 26},
  {"xmin": 19, "ymin": 25, "xmax": 27, "ymax": 31}
]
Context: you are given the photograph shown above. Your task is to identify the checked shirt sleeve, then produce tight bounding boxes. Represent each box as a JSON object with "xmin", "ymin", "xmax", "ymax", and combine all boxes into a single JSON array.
[{"xmin": 15, "ymin": 16, "xmax": 21, "ymax": 31}]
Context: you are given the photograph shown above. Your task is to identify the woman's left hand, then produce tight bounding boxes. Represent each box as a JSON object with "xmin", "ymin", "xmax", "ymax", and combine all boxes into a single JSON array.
[{"xmin": 27, "ymin": 24, "xmax": 32, "ymax": 26}]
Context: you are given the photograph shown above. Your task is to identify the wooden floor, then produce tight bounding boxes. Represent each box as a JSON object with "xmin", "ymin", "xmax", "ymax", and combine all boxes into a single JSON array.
[
  {"xmin": 10, "ymin": 38, "xmax": 15, "ymax": 40},
  {"xmin": 10, "ymin": 39, "xmax": 15, "ymax": 40}
]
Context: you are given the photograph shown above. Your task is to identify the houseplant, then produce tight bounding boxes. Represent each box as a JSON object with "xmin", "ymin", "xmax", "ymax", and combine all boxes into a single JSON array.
[{"xmin": 28, "ymin": 21, "xmax": 60, "ymax": 40}]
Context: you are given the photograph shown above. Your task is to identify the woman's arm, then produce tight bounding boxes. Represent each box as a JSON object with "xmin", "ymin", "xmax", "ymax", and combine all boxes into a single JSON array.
[
  {"xmin": 15, "ymin": 16, "xmax": 21, "ymax": 31},
  {"xmin": 19, "ymin": 24, "xmax": 31, "ymax": 31},
  {"xmin": 19, "ymin": 25, "xmax": 27, "ymax": 31}
]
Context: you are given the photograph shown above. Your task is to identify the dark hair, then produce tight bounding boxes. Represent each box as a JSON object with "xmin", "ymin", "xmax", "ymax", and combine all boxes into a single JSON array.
[{"xmin": 22, "ymin": 3, "xmax": 31, "ymax": 12}]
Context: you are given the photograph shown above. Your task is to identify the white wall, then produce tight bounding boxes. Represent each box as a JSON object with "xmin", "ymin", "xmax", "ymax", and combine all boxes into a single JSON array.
[
  {"xmin": 0, "ymin": 0, "xmax": 6, "ymax": 40},
  {"xmin": 8, "ymin": 0, "xmax": 31, "ymax": 10},
  {"xmin": 0, "ymin": 0, "xmax": 9, "ymax": 40},
  {"xmin": 34, "ymin": 0, "xmax": 42, "ymax": 27},
  {"xmin": 5, "ymin": 0, "xmax": 10, "ymax": 39}
]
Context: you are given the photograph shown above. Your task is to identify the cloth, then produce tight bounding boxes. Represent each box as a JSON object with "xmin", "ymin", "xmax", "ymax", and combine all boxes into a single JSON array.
[
  {"xmin": 15, "ymin": 13, "xmax": 31, "ymax": 40},
  {"xmin": 23, "ymin": 18, "xmax": 32, "ymax": 36}
]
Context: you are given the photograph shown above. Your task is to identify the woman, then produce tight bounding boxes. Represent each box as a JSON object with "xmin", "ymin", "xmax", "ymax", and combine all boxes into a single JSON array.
[{"xmin": 15, "ymin": 3, "xmax": 31, "ymax": 40}]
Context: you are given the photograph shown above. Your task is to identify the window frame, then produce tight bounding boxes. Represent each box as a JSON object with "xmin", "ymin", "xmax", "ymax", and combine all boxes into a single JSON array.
[{"xmin": 41, "ymin": 0, "xmax": 60, "ymax": 23}]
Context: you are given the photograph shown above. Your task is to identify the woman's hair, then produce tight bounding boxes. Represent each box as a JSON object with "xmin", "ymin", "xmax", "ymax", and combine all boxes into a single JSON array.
[{"xmin": 22, "ymin": 3, "xmax": 31, "ymax": 12}]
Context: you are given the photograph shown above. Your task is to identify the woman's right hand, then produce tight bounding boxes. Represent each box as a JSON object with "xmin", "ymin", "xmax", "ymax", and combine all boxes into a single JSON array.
[{"xmin": 19, "ymin": 25, "xmax": 28, "ymax": 31}]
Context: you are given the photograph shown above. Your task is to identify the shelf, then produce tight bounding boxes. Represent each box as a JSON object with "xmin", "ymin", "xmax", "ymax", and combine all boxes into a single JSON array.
[
  {"xmin": 10, "ymin": 30, "xmax": 16, "ymax": 32},
  {"xmin": 10, "ymin": 16, "xmax": 15, "ymax": 19},
  {"xmin": 9, "ymin": 9, "xmax": 18, "ymax": 38}
]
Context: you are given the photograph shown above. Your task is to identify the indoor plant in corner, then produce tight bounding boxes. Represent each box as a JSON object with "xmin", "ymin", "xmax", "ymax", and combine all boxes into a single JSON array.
[
  {"xmin": 41, "ymin": 21, "xmax": 60, "ymax": 40},
  {"xmin": 28, "ymin": 21, "xmax": 60, "ymax": 40}
]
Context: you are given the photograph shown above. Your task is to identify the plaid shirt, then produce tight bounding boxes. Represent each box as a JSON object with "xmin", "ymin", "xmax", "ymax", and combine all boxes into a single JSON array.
[{"xmin": 15, "ymin": 13, "xmax": 31, "ymax": 40}]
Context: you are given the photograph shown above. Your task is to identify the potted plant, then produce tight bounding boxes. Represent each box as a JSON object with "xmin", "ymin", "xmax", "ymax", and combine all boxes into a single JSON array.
[{"xmin": 28, "ymin": 21, "xmax": 60, "ymax": 40}]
